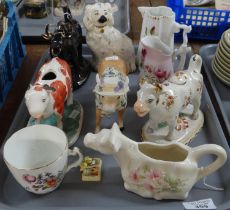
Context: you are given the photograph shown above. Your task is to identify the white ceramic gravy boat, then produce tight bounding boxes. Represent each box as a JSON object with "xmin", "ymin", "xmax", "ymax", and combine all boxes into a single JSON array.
[{"xmin": 84, "ymin": 123, "xmax": 227, "ymax": 200}]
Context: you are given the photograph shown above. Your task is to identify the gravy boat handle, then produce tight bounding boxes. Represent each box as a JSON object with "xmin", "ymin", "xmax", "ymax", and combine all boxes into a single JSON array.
[{"xmin": 190, "ymin": 144, "xmax": 227, "ymax": 181}]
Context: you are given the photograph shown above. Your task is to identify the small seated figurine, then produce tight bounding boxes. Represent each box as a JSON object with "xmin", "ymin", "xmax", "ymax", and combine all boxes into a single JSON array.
[
  {"xmin": 134, "ymin": 54, "xmax": 204, "ymax": 144},
  {"xmin": 25, "ymin": 57, "xmax": 83, "ymax": 146},
  {"xmin": 94, "ymin": 56, "xmax": 129, "ymax": 133},
  {"xmin": 83, "ymin": 2, "xmax": 136, "ymax": 73}
]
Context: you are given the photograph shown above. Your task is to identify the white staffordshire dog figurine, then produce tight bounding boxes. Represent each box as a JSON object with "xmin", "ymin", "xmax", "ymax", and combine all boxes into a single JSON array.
[{"xmin": 83, "ymin": 2, "xmax": 136, "ymax": 73}]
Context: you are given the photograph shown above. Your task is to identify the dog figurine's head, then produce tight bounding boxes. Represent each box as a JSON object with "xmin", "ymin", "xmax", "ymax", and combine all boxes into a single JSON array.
[{"xmin": 83, "ymin": 2, "xmax": 118, "ymax": 31}]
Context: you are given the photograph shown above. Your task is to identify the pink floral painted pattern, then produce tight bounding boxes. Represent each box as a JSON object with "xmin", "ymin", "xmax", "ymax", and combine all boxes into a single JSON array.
[
  {"xmin": 23, "ymin": 171, "xmax": 64, "ymax": 192},
  {"xmin": 142, "ymin": 64, "xmax": 170, "ymax": 84},
  {"xmin": 129, "ymin": 169, "xmax": 140, "ymax": 183},
  {"xmin": 23, "ymin": 174, "xmax": 36, "ymax": 183},
  {"xmin": 127, "ymin": 166, "xmax": 184, "ymax": 193},
  {"xmin": 146, "ymin": 169, "xmax": 161, "ymax": 180}
]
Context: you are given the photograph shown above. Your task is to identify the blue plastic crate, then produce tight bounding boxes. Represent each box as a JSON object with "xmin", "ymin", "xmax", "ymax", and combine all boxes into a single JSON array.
[
  {"xmin": 167, "ymin": 0, "xmax": 230, "ymax": 40},
  {"xmin": 0, "ymin": 0, "xmax": 26, "ymax": 107}
]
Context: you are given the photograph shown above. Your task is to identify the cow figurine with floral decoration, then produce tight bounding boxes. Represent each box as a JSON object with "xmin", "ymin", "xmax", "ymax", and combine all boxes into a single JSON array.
[
  {"xmin": 134, "ymin": 55, "xmax": 204, "ymax": 143},
  {"xmin": 25, "ymin": 57, "xmax": 73, "ymax": 129},
  {"xmin": 94, "ymin": 56, "xmax": 129, "ymax": 133}
]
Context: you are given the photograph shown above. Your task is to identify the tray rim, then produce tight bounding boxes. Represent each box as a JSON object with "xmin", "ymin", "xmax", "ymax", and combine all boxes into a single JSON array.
[
  {"xmin": 199, "ymin": 44, "xmax": 230, "ymax": 143},
  {"xmin": 1, "ymin": 49, "xmax": 230, "ymax": 210}
]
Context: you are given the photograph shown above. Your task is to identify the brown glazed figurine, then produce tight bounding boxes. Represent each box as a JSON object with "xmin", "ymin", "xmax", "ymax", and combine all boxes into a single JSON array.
[{"xmin": 94, "ymin": 56, "xmax": 129, "ymax": 133}]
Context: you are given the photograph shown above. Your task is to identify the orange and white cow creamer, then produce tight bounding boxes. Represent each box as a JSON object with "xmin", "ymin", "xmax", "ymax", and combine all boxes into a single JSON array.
[{"xmin": 25, "ymin": 57, "xmax": 73, "ymax": 128}]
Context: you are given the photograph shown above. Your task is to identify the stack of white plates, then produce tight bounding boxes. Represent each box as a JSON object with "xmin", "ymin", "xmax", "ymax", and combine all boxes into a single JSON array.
[{"xmin": 212, "ymin": 29, "xmax": 230, "ymax": 86}]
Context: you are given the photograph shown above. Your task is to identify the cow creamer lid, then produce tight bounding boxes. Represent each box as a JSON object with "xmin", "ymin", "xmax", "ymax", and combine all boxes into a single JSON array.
[
  {"xmin": 40, "ymin": 58, "xmax": 62, "ymax": 75},
  {"xmin": 94, "ymin": 67, "xmax": 129, "ymax": 96}
]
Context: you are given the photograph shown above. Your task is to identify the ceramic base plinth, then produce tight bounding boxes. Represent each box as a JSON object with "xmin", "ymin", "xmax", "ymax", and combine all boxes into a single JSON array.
[
  {"xmin": 142, "ymin": 110, "xmax": 204, "ymax": 144},
  {"xmin": 27, "ymin": 100, "xmax": 83, "ymax": 147}
]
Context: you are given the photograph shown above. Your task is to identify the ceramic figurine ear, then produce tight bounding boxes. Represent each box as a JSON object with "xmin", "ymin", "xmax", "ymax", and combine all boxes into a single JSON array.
[
  {"xmin": 42, "ymin": 24, "xmax": 53, "ymax": 40},
  {"xmin": 152, "ymin": 83, "xmax": 163, "ymax": 94},
  {"xmin": 125, "ymin": 76, "xmax": 129, "ymax": 85},
  {"xmin": 139, "ymin": 79, "xmax": 148, "ymax": 87},
  {"xmin": 83, "ymin": 5, "xmax": 94, "ymax": 31},
  {"xmin": 25, "ymin": 89, "xmax": 30, "ymax": 100},
  {"xmin": 111, "ymin": 123, "xmax": 121, "ymax": 152},
  {"xmin": 110, "ymin": 3, "xmax": 118, "ymax": 13}
]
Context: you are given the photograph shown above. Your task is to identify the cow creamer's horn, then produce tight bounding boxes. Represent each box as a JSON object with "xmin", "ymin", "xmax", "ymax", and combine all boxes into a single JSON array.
[
  {"xmin": 153, "ymin": 83, "xmax": 163, "ymax": 93},
  {"xmin": 139, "ymin": 78, "xmax": 148, "ymax": 87},
  {"xmin": 96, "ymin": 74, "xmax": 100, "ymax": 84},
  {"xmin": 42, "ymin": 24, "xmax": 53, "ymax": 40}
]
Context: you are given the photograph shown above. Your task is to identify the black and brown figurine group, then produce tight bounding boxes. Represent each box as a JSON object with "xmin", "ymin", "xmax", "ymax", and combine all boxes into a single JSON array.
[{"xmin": 42, "ymin": 7, "xmax": 92, "ymax": 89}]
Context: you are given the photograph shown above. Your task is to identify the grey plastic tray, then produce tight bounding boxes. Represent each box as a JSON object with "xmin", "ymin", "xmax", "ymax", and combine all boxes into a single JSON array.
[
  {"xmin": 200, "ymin": 44, "xmax": 230, "ymax": 142},
  {"xmin": 15, "ymin": 0, "xmax": 130, "ymax": 42},
  {"xmin": 1, "ymin": 48, "xmax": 230, "ymax": 210}
]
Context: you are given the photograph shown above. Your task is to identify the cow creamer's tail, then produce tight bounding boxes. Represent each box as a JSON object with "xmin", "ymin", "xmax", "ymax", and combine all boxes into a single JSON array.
[{"xmin": 188, "ymin": 54, "xmax": 202, "ymax": 74}]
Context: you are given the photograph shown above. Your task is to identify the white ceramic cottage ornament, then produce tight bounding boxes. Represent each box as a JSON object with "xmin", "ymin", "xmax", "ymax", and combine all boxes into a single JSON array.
[
  {"xmin": 84, "ymin": 123, "xmax": 227, "ymax": 200},
  {"xmin": 83, "ymin": 2, "xmax": 136, "ymax": 73},
  {"xmin": 94, "ymin": 57, "xmax": 129, "ymax": 133},
  {"xmin": 134, "ymin": 55, "xmax": 204, "ymax": 144},
  {"xmin": 25, "ymin": 57, "xmax": 83, "ymax": 146}
]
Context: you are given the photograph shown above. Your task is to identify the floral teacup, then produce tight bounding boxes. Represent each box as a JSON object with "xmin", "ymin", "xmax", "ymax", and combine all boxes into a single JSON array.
[{"xmin": 3, "ymin": 125, "xmax": 83, "ymax": 194}]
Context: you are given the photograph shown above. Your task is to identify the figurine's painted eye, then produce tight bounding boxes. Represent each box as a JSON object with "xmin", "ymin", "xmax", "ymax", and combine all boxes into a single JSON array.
[
  {"xmin": 42, "ymin": 99, "xmax": 46, "ymax": 103},
  {"xmin": 117, "ymin": 96, "xmax": 120, "ymax": 99},
  {"xmin": 104, "ymin": 11, "xmax": 108, "ymax": 15},
  {"xmin": 95, "ymin": 11, "xmax": 99, "ymax": 15},
  {"xmin": 147, "ymin": 98, "xmax": 154, "ymax": 103}
]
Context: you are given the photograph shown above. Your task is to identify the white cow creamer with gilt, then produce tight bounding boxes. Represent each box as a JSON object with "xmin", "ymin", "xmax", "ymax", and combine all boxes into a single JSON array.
[{"xmin": 134, "ymin": 55, "xmax": 204, "ymax": 143}]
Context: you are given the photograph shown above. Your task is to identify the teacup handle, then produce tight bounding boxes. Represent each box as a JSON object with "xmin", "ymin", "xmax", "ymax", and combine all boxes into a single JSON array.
[
  {"xmin": 190, "ymin": 144, "xmax": 227, "ymax": 181},
  {"xmin": 66, "ymin": 147, "xmax": 83, "ymax": 173}
]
